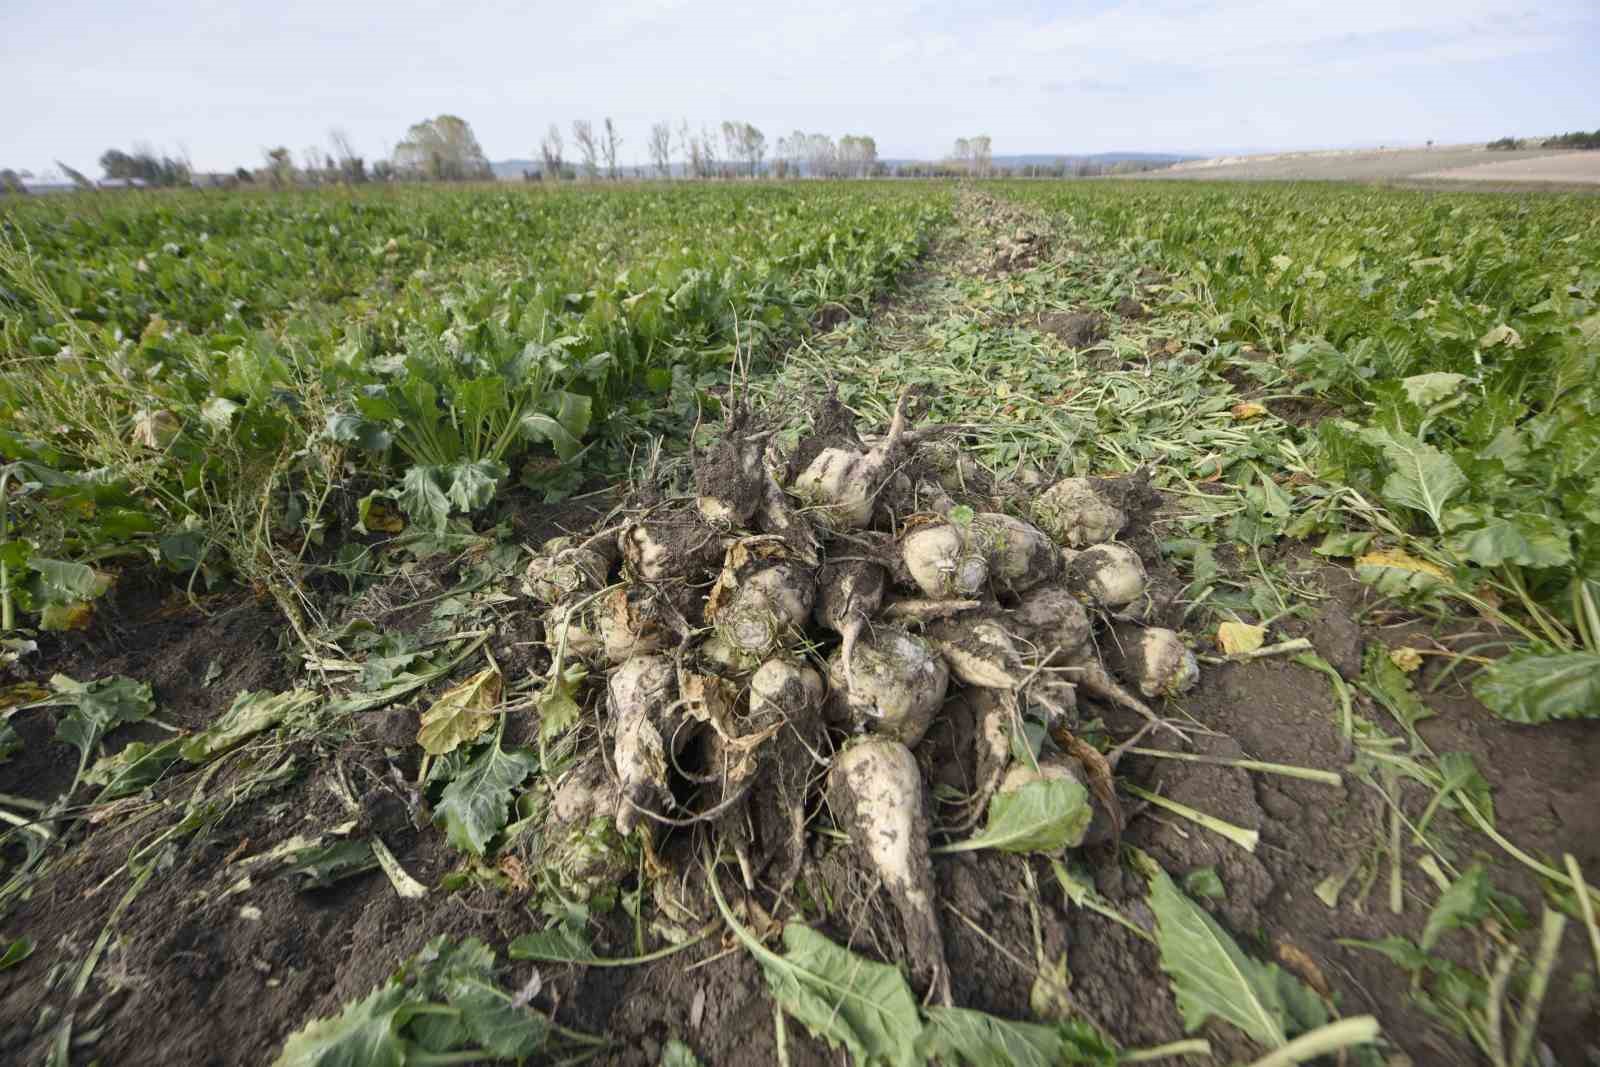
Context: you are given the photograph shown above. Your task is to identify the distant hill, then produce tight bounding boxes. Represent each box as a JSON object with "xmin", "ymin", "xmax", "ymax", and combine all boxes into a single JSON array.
[{"xmin": 489, "ymin": 151, "xmax": 1196, "ymax": 181}]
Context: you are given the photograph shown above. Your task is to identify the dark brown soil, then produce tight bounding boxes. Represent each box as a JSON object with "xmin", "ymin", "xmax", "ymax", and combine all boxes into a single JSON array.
[{"xmin": 1039, "ymin": 310, "xmax": 1109, "ymax": 350}]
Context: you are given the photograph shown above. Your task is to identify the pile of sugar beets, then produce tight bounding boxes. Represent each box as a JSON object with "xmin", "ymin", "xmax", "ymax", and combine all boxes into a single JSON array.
[{"xmin": 520, "ymin": 392, "xmax": 1198, "ymax": 1004}]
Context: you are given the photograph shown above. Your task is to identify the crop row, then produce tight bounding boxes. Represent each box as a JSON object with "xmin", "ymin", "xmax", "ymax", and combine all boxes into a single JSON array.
[
  {"xmin": 0, "ymin": 183, "xmax": 946, "ymax": 630},
  {"xmin": 996, "ymin": 180, "xmax": 1600, "ymax": 719}
]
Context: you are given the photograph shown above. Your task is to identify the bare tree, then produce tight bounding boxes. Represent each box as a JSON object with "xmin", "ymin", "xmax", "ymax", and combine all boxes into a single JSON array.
[
  {"xmin": 263, "ymin": 146, "xmax": 295, "ymax": 186},
  {"xmin": 539, "ymin": 123, "xmax": 564, "ymax": 179},
  {"xmin": 56, "ymin": 161, "xmax": 94, "ymax": 190},
  {"xmin": 700, "ymin": 125, "xmax": 720, "ymax": 178},
  {"xmin": 648, "ymin": 121, "xmax": 672, "ymax": 178},
  {"xmin": 739, "ymin": 123, "xmax": 767, "ymax": 177},
  {"xmin": 971, "ymin": 135, "xmax": 992, "ymax": 177},
  {"xmin": 804, "ymin": 133, "xmax": 837, "ymax": 178},
  {"xmin": 328, "ymin": 127, "xmax": 366, "ymax": 183},
  {"xmin": 601, "ymin": 117, "xmax": 621, "ymax": 180},
  {"xmin": 572, "ymin": 120, "xmax": 599, "ymax": 179}
]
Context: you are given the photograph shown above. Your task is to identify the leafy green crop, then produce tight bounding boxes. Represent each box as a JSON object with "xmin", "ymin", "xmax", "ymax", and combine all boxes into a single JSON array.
[
  {"xmin": 2, "ymin": 182, "xmax": 944, "ymax": 624},
  {"xmin": 995, "ymin": 179, "xmax": 1600, "ymax": 720}
]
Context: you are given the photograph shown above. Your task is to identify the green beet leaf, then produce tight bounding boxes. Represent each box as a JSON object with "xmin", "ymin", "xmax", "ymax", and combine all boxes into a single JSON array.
[
  {"xmin": 39, "ymin": 674, "xmax": 155, "ymax": 772},
  {"xmin": 937, "ymin": 777, "xmax": 1091, "ymax": 855},
  {"xmin": 1472, "ymin": 650, "xmax": 1600, "ymax": 724},
  {"xmin": 433, "ymin": 732, "xmax": 538, "ymax": 856},
  {"xmin": 919, "ymin": 1007, "xmax": 1118, "ymax": 1067},
  {"xmin": 1137, "ymin": 851, "xmax": 1290, "ymax": 1048}
]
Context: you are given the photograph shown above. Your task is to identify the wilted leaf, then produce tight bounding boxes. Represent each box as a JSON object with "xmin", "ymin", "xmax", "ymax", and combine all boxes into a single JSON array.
[
  {"xmin": 84, "ymin": 738, "xmax": 183, "ymax": 799},
  {"xmin": 920, "ymin": 1007, "xmax": 1117, "ymax": 1067},
  {"xmin": 442, "ymin": 459, "xmax": 505, "ymax": 514},
  {"xmin": 1230, "ymin": 402, "xmax": 1268, "ymax": 420},
  {"xmin": 1446, "ymin": 514, "xmax": 1572, "ymax": 569},
  {"xmin": 941, "ymin": 777, "xmax": 1091, "ymax": 854},
  {"xmin": 284, "ymin": 837, "xmax": 379, "ymax": 888},
  {"xmin": 417, "ymin": 666, "xmax": 501, "ymax": 756},
  {"xmin": 398, "ymin": 465, "xmax": 452, "ymax": 533},
  {"xmin": 434, "ymin": 735, "xmax": 538, "ymax": 855},
  {"xmin": 325, "ymin": 413, "xmax": 393, "ymax": 453},
  {"xmin": 536, "ymin": 663, "xmax": 586, "ymax": 743},
  {"xmin": 39, "ymin": 600, "xmax": 97, "ymax": 631},
  {"xmin": 272, "ymin": 981, "xmax": 413, "ymax": 1067},
  {"xmin": 1478, "ymin": 323, "xmax": 1521, "ymax": 349},
  {"xmin": 180, "ymin": 689, "xmax": 319, "ymax": 762},
  {"xmin": 763, "ymin": 924, "xmax": 924, "ymax": 1067},
  {"xmin": 1217, "ymin": 621, "xmax": 1266, "ymax": 655},
  {"xmin": 1471, "ymin": 650, "xmax": 1600, "ymax": 724},
  {"xmin": 1313, "ymin": 531, "xmax": 1374, "ymax": 558},
  {"xmin": 131, "ymin": 409, "xmax": 180, "ymax": 449},
  {"xmin": 1137, "ymin": 852, "xmax": 1289, "ymax": 1047},
  {"xmin": 28, "ymin": 558, "xmax": 113, "ymax": 605},
  {"xmin": 357, "ymin": 494, "xmax": 405, "ymax": 534},
  {"xmin": 508, "ymin": 923, "xmax": 597, "ymax": 964}
]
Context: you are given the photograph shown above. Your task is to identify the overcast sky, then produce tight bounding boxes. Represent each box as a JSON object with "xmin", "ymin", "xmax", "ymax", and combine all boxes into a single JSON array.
[{"xmin": 6, "ymin": 0, "xmax": 1598, "ymax": 175}]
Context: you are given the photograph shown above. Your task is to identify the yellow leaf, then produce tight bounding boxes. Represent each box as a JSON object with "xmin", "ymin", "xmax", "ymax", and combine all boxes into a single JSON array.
[
  {"xmin": 1355, "ymin": 548, "xmax": 1448, "ymax": 581},
  {"xmin": 417, "ymin": 666, "xmax": 502, "ymax": 755},
  {"xmin": 1230, "ymin": 402, "xmax": 1268, "ymax": 420},
  {"xmin": 1389, "ymin": 647, "xmax": 1423, "ymax": 673},
  {"xmin": 1217, "ymin": 621, "xmax": 1266, "ymax": 655}
]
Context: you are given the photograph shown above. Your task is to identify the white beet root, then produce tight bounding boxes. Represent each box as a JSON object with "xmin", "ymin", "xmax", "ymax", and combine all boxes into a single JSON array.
[
  {"xmin": 1012, "ymin": 584, "xmax": 1093, "ymax": 661},
  {"xmin": 826, "ymin": 624, "xmax": 949, "ymax": 748},
  {"xmin": 1034, "ymin": 477, "xmax": 1127, "ymax": 548},
  {"xmin": 828, "ymin": 737, "xmax": 949, "ymax": 1002},
  {"xmin": 902, "ymin": 523, "xmax": 988, "ymax": 599},
  {"xmin": 789, "ymin": 396, "xmax": 911, "ymax": 530},
  {"xmin": 1111, "ymin": 624, "xmax": 1199, "ymax": 698},
  {"xmin": 971, "ymin": 512, "xmax": 1059, "ymax": 595},
  {"xmin": 1067, "ymin": 543, "xmax": 1147, "ymax": 608},
  {"xmin": 608, "ymin": 654, "xmax": 682, "ymax": 835}
]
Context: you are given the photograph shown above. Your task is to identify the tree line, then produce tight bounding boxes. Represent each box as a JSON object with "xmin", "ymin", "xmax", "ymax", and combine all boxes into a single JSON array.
[{"xmin": 5, "ymin": 111, "xmax": 1169, "ymax": 195}]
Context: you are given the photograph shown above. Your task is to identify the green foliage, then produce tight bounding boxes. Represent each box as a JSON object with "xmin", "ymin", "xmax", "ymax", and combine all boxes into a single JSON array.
[
  {"xmin": 995, "ymin": 180, "xmax": 1600, "ymax": 717},
  {"xmin": 272, "ymin": 936, "xmax": 549, "ymax": 1066},
  {"xmin": 919, "ymin": 1009, "xmax": 1118, "ymax": 1066},
  {"xmin": 935, "ymin": 777, "xmax": 1090, "ymax": 854},
  {"xmin": 431, "ymin": 721, "xmax": 538, "ymax": 856},
  {"xmin": 1136, "ymin": 851, "xmax": 1329, "ymax": 1049},
  {"xmin": 1, "ymin": 182, "xmax": 944, "ymax": 605},
  {"xmin": 1471, "ymin": 649, "xmax": 1600, "ymax": 723},
  {"xmin": 31, "ymin": 674, "xmax": 155, "ymax": 773}
]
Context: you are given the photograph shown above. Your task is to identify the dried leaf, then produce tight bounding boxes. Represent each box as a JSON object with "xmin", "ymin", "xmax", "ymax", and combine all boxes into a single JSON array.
[
  {"xmin": 1388, "ymin": 647, "xmax": 1422, "ymax": 673},
  {"xmin": 417, "ymin": 666, "xmax": 502, "ymax": 756},
  {"xmin": 1217, "ymin": 621, "xmax": 1266, "ymax": 655}
]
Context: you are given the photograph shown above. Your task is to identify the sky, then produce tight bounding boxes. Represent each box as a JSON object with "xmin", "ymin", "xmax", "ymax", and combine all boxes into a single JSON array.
[{"xmin": 6, "ymin": 0, "xmax": 1599, "ymax": 176}]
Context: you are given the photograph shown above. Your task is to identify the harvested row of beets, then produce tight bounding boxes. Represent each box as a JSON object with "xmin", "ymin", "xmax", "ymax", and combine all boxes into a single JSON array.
[{"xmin": 520, "ymin": 392, "xmax": 1198, "ymax": 1003}]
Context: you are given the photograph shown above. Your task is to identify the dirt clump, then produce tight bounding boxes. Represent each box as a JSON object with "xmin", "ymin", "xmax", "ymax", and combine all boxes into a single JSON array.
[{"xmin": 1040, "ymin": 310, "xmax": 1108, "ymax": 349}]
